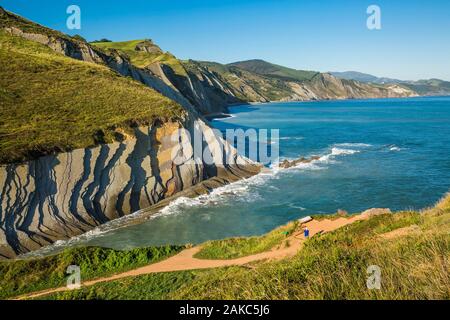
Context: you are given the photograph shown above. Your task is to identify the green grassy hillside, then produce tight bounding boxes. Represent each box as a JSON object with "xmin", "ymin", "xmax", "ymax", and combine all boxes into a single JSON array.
[
  {"xmin": 331, "ymin": 70, "xmax": 450, "ymax": 96},
  {"xmin": 193, "ymin": 59, "xmax": 416, "ymax": 104},
  {"xmin": 0, "ymin": 245, "xmax": 184, "ymax": 299},
  {"xmin": 0, "ymin": 31, "xmax": 183, "ymax": 164}
]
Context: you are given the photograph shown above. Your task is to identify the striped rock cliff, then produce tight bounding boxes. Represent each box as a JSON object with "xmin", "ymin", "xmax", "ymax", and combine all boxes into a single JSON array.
[{"xmin": 0, "ymin": 115, "xmax": 260, "ymax": 259}]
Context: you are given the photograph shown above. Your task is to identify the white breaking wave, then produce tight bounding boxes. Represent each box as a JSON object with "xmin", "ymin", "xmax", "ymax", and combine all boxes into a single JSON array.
[
  {"xmin": 279, "ymin": 137, "xmax": 305, "ymax": 141},
  {"xmin": 388, "ymin": 145, "xmax": 404, "ymax": 152},
  {"xmin": 331, "ymin": 148, "xmax": 360, "ymax": 156},
  {"xmin": 291, "ymin": 162, "xmax": 323, "ymax": 171},
  {"xmin": 20, "ymin": 205, "xmax": 158, "ymax": 258},
  {"xmin": 154, "ymin": 176, "xmax": 267, "ymax": 218},
  {"xmin": 150, "ymin": 145, "xmax": 363, "ymax": 217},
  {"xmin": 334, "ymin": 143, "xmax": 372, "ymax": 148},
  {"xmin": 281, "ymin": 143, "xmax": 363, "ymax": 171},
  {"xmin": 331, "ymin": 147, "xmax": 359, "ymax": 156},
  {"xmin": 288, "ymin": 204, "xmax": 307, "ymax": 211},
  {"xmin": 317, "ymin": 147, "xmax": 360, "ymax": 164}
]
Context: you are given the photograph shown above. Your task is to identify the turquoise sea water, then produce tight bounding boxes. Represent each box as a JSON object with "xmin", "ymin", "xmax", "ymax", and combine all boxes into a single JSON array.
[{"xmin": 27, "ymin": 97, "xmax": 450, "ymax": 254}]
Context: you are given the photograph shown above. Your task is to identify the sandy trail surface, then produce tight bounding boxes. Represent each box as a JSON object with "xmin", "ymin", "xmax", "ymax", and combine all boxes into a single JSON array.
[{"xmin": 15, "ymin": 210, "xmax": 387, "ymax": 300}]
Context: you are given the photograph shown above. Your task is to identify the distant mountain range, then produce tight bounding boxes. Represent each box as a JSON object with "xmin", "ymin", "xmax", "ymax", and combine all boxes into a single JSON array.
[
  {"xmin": 330, "ymin": 71, "xmax": 403, "ymax": 84},
  {"xmin": 228, "ymin": 59, "xmax": 319, "ymax": 82},
  {"xmin": 331, "ymin": 71, "xmax": 450, "ymax": 96}
]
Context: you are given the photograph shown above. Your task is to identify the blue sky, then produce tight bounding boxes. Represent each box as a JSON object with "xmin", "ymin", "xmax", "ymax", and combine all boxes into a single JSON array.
[{"xmin": 2, "ymin": 0, "xmax": 450, "ymax": 80}]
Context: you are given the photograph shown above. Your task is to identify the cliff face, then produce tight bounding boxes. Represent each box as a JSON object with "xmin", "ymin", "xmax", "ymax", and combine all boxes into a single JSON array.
[
  {"xmin": 0, "ymin": 116, "xmax": 258, "ymax": 259},
  {"xmin": 285, "ymin": 73, "xmax": 417, "ymax": 101},
  {"xmin": 157, "ymin": 62, "xmax": 245, "ymax": 115},
  {"xmin": 3, "ymin": 24, "xmax": 237, "ymax": 116}
]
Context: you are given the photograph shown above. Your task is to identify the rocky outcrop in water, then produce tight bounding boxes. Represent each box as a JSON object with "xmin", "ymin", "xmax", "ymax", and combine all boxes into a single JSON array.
[{"xmin": 279, "ymin": 156, "xmax": 321, "ymax": 169}]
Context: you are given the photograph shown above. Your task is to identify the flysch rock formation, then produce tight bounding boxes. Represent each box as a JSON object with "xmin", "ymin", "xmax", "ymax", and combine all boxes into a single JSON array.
[{"xmin": 0, "ymin": 114, "xmax": 260, "ymax": 259}]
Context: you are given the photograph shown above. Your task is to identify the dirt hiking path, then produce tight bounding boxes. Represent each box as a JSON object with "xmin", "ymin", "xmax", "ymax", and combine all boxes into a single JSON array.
[{"xmin": 15, "ymin": 209, "xmax": 389, "ymax": 300}]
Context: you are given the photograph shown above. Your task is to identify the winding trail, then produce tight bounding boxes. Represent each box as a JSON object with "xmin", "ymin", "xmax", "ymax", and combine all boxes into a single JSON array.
[{"xmin": 15, "ymin": 209, "xmax": 389, "ymax": 300}]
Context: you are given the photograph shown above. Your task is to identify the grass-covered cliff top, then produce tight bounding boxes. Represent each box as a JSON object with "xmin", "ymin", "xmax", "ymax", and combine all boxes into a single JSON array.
[
  {"xmin": 92, "ymin": 40, "xmax": 188, "ymax": 77},
  {"xmin": 0, "ymin": 31, "xmax": 184, "ymax": 164}
]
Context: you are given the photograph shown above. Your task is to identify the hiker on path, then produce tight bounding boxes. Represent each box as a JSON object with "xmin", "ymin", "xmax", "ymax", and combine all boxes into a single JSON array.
[{"xmin": 304, "ymin": 227, "xmax": 310, "ymax": 238}]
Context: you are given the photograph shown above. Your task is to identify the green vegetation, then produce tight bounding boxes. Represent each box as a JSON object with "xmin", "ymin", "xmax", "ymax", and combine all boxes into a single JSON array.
[
  {"xmin": 195, "ymin": 222, "xmax": 298, "ymax": 259},
  {"xmin": 310, "ymin": 211, "xmax": 351, "ymax": 220},
  {"xmin": 0, "ymin": 31, "xmax": 183, "ymax": 164},
  {"xmin": 228, "ymin": 59, "xmax": 319, "ymax": 82},
  {"xmin": 0, "ymin": 245, "xmax": 184, "ymax": 299},
  {"xmin": 92, "ymin": 39, "xmax": 151, "ymax": 52},
  {"xmin": 173, "ymin": 228, "xmax": 448, "ymax": 299},
  {"xmin": 72, "ymin": 34, "xmax": 86, "ymax": 42},
  {"xmin": 42, "ymin": 271, "xmax": 196, "ymax": 300},
  {"xmin": 92, "ymin": 40, "xmax": 188, "ymax": 76},
  {"xmin": 39, "ymin": 194, "xmax": 450, "ymax": 300},
  {"xmin": 91, "ymin": 38, "xmax": 112, "ymax": 43}
]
